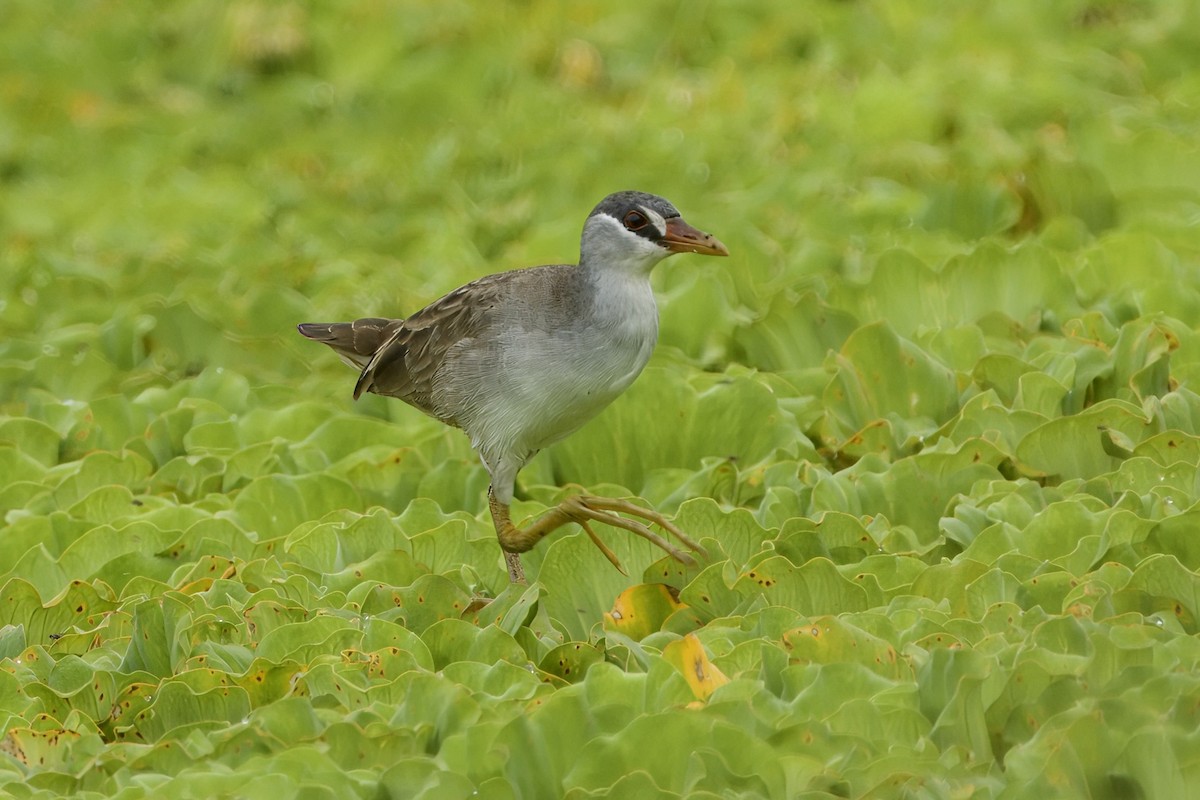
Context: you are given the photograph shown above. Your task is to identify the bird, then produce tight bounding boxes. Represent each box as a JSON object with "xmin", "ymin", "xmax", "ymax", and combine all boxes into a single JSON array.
[{"xmin": 298, "ymin": 190, "xmax": 729, "ymax": 583}]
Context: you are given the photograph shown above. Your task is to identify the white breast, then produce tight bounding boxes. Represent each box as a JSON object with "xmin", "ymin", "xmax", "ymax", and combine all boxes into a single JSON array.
[{"xmin": 457, "ymin": 269, "xmax": 659, "ymax": 469}]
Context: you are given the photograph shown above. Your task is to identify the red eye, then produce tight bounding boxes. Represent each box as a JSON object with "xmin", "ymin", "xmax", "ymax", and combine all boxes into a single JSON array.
[{"xmin": 624, "ymin": 210, "xmax": 647, "ymax": 230}]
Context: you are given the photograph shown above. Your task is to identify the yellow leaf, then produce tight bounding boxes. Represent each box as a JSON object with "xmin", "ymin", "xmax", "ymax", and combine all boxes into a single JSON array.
[
  {"xmin": 602, "ymin": 583, "xmax": 687, "ymax": 641},
  {"xmin": 663, "ymin": 633, "xmax": 729, "ymax": 701}
]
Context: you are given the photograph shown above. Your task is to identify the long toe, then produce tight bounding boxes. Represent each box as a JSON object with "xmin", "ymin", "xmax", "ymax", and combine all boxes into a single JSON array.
[
  {"xmin": 574, "ymin": 496, "xmax": 708, "ymax": 559},
  {"xmin": 579, "ymin": 520, "xmax": 627, "ymax": 575},
  {"xmin": 561, "ymin": 496, "xmax": 697, "ymax": 566}
]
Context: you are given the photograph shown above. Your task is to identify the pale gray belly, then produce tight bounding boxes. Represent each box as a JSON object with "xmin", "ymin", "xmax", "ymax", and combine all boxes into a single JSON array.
[{"xmin": 439, "ymin": 320, "xmax": 657, "ymax": 465}]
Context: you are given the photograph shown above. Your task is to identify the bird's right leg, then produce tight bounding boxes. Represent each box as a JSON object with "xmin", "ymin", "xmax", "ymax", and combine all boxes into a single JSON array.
[{"xmin": 487, "ymin": 487, "xmax": 703, "ymax": 581}]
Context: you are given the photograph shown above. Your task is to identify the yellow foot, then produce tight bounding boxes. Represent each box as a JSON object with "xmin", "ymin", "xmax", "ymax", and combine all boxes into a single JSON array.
[{"xmin": 489, "ymin": 490, "xmax": 706, "ymax": 578}]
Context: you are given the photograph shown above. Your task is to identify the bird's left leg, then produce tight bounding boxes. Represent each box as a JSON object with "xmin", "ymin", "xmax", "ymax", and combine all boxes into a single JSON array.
[
  {"xmin": 481, "ymin": 458, "xmax": 532, "ymax": 583},
  {"xmin": 488, "ymin": 492, "xmax": 531, "ymax": 583}
]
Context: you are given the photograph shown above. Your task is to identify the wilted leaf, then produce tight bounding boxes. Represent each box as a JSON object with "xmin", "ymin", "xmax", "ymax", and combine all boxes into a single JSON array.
[{"xmin": 602, "ymin": 584, "xmax": 687, "ymax": 642}]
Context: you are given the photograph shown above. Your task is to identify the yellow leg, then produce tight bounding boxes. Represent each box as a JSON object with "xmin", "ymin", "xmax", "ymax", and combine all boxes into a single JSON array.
[
  {"xmin": 503, "ymin": 550, "xmax": 526, "ymax": 584},
  {"xmin": 487, "ymin": 488, "xmax": 706, "ymax": 581}
]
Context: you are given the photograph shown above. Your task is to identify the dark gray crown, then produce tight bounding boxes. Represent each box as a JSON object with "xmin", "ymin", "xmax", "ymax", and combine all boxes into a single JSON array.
[{"xmin": 588, "ymin": 191, "xmax": 680, "ymax": 222}]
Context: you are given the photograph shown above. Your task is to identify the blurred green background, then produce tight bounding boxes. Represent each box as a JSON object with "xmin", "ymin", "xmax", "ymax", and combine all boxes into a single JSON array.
[
  {"xmin": 3, "ymin": 1, "xmax": 1200, "ymax": 797},
  {"xmin": 5, "ymin": 0, "xmax": 1197, "ymax": 394},
  {"xmin": 5, "ymin": 0, "xmax": 1199, "ymax": 500}
]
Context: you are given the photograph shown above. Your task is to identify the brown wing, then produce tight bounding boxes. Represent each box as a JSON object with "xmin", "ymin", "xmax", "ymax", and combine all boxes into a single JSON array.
[
  {"xmin": 297, "ymin": 318, "xmax": 404, "ymax": 369},
  {"xmin": 350, "ymin": 274, "xmax": 509, "ymax": 419}
]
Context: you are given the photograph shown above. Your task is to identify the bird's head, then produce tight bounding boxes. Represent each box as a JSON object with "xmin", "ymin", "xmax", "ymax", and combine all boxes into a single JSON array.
[{"xmin": 579, "ymin": 190, "xmax": 729, "ymax": 274}]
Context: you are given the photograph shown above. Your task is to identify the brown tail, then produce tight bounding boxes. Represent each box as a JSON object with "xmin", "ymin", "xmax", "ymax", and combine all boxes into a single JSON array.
[{"xmin": 297, "ymin": 317, "xmax": 403, "ymax": 370}]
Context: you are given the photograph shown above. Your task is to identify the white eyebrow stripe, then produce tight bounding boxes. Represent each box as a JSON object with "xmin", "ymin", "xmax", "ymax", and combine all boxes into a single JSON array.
[{"xmin": 641, "ymin": 206, "xmax": 667, "ymax": 238}]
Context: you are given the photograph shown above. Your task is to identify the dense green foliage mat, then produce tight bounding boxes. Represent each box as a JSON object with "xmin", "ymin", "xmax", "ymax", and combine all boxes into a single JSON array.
[{"xmin": 3, "ymin": 1, "xmax": 1200, "ymax": 797}]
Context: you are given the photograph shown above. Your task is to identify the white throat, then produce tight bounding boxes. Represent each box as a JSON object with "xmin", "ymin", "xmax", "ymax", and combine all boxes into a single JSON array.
[{"xmin": 579, "ymin": 214, "xmax": 671, "ymax": 276}]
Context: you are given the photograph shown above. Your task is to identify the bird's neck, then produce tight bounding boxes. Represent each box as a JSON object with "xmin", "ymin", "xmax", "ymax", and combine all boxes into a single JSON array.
[
  {"xmin": 578, "ymin": 264, "xmax": 659, "ymax": 332},
  {"xmin": 578, "ymin": 250, "xmax": 665, "ymax": 277}
]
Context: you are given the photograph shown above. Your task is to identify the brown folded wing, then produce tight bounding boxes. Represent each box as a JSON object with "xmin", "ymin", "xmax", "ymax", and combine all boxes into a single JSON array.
[{"xmin": 347, "ymin": 275, "xmax": 511, "ymax": 422}]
